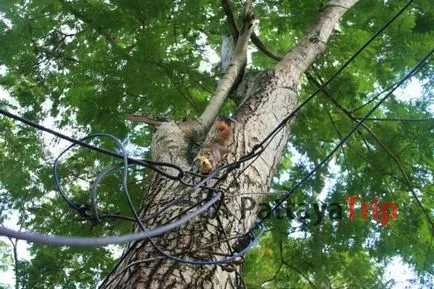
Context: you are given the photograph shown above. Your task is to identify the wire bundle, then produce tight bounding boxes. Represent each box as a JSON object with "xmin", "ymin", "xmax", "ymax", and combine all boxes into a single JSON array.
[{"xmin": 0, "ymin": 0, "xmax": 430, "ymax": 269}]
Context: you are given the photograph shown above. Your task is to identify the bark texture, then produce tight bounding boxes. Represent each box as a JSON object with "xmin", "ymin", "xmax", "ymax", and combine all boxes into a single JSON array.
[{"xmin": 99, "ymin": 1, "xmax": 359, "ymax": 288}]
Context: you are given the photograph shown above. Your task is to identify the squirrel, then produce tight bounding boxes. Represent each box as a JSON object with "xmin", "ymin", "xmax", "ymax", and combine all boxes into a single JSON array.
[{"xmin": 196, "ymin": 119, "xmax": 233, "ymax": 174}]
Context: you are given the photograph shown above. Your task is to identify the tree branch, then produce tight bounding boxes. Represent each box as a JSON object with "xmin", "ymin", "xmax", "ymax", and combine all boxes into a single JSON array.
[
  {"xmin": 220, "ymin": 0, "xmax": 239, "ymax": 43},
  {"xmin": 276, "ymin": 0, "xmax": 359, "ymax": 75},
  {"xmin": 153, "ymin": 61, "xmax": 203, "ymax": 114},
  {"xmin": 221, "ymin": 0, "xmax": 283, "ymax": 62},
  {"xmin": 193, "ymin": 0, "xmax": 254, "ymax": 138},
  {"xmin": 126, "ymin": 114, "xmax": 167, "ymax": 125},
  {"xmin": 59, "ymin": 0, "xmax": 131, "ymax": 53},
  {"xmin": 250, "ymin": 33, "xmax": 283, "ymax": 61},
  {"xmin": 279, "ymin": 240, "xmax": 317, "ymax": 289}
]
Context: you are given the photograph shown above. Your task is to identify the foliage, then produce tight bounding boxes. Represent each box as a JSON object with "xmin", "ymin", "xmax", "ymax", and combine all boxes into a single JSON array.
[{"xmin": 0, "ymin": 0, "xmax": 433, "ymax": 288}]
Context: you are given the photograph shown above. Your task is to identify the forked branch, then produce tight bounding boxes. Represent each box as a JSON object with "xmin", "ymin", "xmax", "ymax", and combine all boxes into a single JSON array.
[{"xmin": 192, "ymin": 0, "xmax": 254, "ymax": 138}]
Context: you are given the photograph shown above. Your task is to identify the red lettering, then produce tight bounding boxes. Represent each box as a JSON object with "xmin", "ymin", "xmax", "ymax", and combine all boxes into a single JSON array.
[
  {"xmin": 372, "ymin": 197, "xmax": 379, "ymax": 220},
  {"xmin": 361, "ymin": 202, "xmax": 370, "ymax": 220},
  {"xmin": 345, "ymin": 196, "xmax": 360, "ymax": 220},
  {"xmin": 381, "ymin": 202, "xmax": 398, "ymax": 225}
]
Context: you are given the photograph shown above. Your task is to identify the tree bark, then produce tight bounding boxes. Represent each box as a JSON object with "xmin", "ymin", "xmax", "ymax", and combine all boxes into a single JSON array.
[{"xmin": 99, "ymin": 1, "xmax": 359, "ymax": 288}]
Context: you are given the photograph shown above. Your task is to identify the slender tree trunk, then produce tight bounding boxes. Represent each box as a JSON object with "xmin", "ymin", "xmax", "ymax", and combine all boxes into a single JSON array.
[
  {"xmin": 99, "ymin": 1, "xmax": 358, "ymax": 288},
  {"xmin": 13, "ymin": 241, "xmax": 18, "ymax": 289}
]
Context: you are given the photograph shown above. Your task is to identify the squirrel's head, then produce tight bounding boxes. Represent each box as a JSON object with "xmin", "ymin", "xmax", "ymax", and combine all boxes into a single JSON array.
[{"xmin": 195, "ymin": 155, "xmax": 213, "ymax": 174}]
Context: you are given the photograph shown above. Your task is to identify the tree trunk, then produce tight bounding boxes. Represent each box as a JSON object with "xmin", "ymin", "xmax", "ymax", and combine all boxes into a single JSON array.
[{"xmin": 99, "ymin": 1, "xmax": 358, "ymax": 288}]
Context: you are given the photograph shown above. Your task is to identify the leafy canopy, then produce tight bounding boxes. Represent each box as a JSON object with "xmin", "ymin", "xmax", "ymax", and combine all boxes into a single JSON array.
[{"xmin": 0, "ymin": 0, "xmax": 433, "ymax": 288}]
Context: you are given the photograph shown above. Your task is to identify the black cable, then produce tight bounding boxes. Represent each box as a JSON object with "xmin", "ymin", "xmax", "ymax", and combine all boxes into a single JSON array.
[
  {"xmin": 1, "ymin": 131, "xmax": 228, "ymax": 247},
  {"xmin": 107, "ymin": 137, "xmax": 264, "ymax": 265},
  {"xmin": 351, "ymin": 59, "xmax": 430, "ymax": 113},
  {"xmin": 0, "ymin": 130, "xmax": 264, "ymax": 266},
  {"xmin": 0, "ymin": 0, "xmax": 416, "ymax": 209},
  {"xmin": 193, "ymin": 0, "xmax": 419, "ymax": 185},
  {"xmin": 257, "ymin": 49, "xmax": 433, "ymax": 224},
  {"xmin": 204, "ymin": 0, "xmax": 420, "ymax": 222},
  {"xmin": 0, "ymin": 0, "xmax": 418, "ymax": 265},
  {"xmin": 0, "ymin": 108, "xmax": 185, "ymax": 180},
  {"xmin": 247, "ymin": 0, "xmax": 416, "ymax": 155},
  {"xmin": 356, "ymin": 117, "xmax": 434, "ymax": 122},
  {"xmin": 90, "ymin": 163, "xmax": 126, "ymax": 224},
  {"xmin": 54, "ymin": 134, "xmax": 132, "ymax": 212},
  {"xmin": 71, "ymin": 0, "xmax": 422, "ymax": 249}
]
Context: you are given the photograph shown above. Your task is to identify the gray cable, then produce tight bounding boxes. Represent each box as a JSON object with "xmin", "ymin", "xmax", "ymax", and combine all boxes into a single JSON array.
[{"xmin": 0, "ymin": 192, "xmax": 221, "ymax": 247}]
